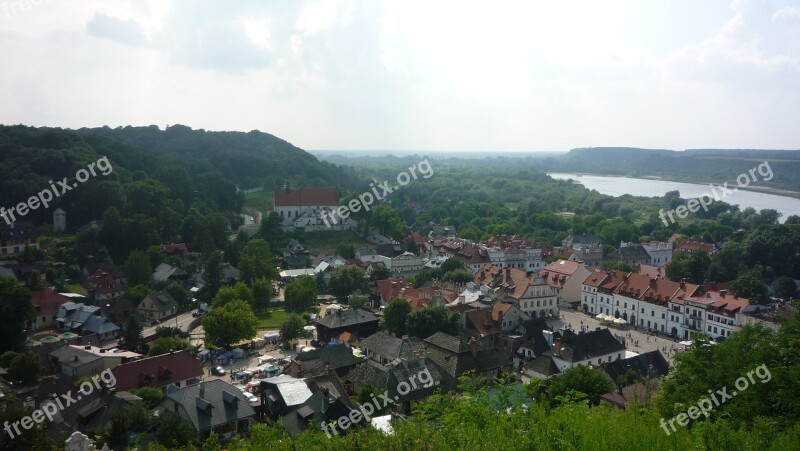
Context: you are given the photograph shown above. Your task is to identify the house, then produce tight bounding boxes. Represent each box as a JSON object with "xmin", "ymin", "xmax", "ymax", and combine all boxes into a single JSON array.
[
  {"xmin": 314, "ymin": 308, "xmax": 380, "ymax": 342},
  {"xmin": 463, "ymin": 302, "xmax": 530, "ymax": 355},
  {"xmin": 413, "ymin": 332, "xmax": 511, "ymax": 380},
  {"xmin": 523, "ymin": 354, "xmax": 561, "ymax": 379},
  {"xmin": 281, "ymin": 378, "xmax": 355, "ymax": 438},
  {"xmin": 50, "ymin": 345, "xmax": 141, "ymax": 378},
  {"xmin": 687, "ymin": 289, "xmax": 751, "ymax": 340},
  {"xmin": 281, "ymin": 239, "xmax": 310, "ymax": 269},
  {"xmin": 111, "ymin": 350, "xmax": 203, "ymax": 391},
  {"xmin": 159, "ymin": 379, "xmax": 255, "ymax": 442},
  {"xmin": 607, "ymin": 274, "xmax": 701, "ymax": 335},
  {"xmin": 259, "ymin": 374, "xmax": 314, "ymax": 418},
  {"xmin": 582, "ymin": 269, "xmax": 628, "ymax": 315},
  {"xmin": 399, "ymin": 286, "xmax": 459, "ymax": 310},
  {"xmin": 544, "ymin": 328, "xmax": 626, "ymax": 371},
  {"xmin": 359, "ymin": 331, "xmax": 422, "ymax": 365},
  {"xmin": 434, "ymin": 238, "xmax": 491, "ymax": 274},
  {"xmin": 55, "ymin": 302, "xmax": 120, "ymax": 340},
  {"xmin": 345, "ymin": 357, "xmax": 456, "ymax": 414},
  {"xmin": 82, "ymin": 262, "xmax": 126, "ymax": 285},
  {"xmin": 639, "ymin": 241, "xmax": 673, "ymax": 266},
  {"xmin": 600, "ymin": 379, "xmax": 661, "ymax": 408},
  {"xmin": 676, "ymin": 240, "xmax": 715, "ymax": 256},
  {"xmin": 138, "ymin": 290, "xmax": 178, "ymax": 321},
  {"xmin": 608, "ymin": 244, "xmax": 652, "ymax": 268},
  {"xmin": 0, "ymin": 221, "xmax": 39, "ymax": 256},
  {"xmin": 376, "ymin": 243, "xmax": 406, "ymax": 258},
  {"xmin": 473, "ymin": 266, "xmax": 559, "ymax": 318},
  {"xmin": 31, "ymin": 290, "xmax": 70, "ymax": 331},
  {"xmin": 162, "ymin": 243, "xmax": 191, "ymax": 258},
  {"xmin": 428, "ymin": 224, "xmax": 457, "ymax": 240},
  {"xmin": 289, "ymin": 345, "xmax": 366, "ymax": 378},
  {"xmin": 153, "ymin": 262, "xmax": 189, "ymax": 283},
  {"xmin": 385, "ymin": 252, "xmax": 425, "ymax": 277},
  {"xmin": 270, "ymin": 186, "xmax": 341, "ymax": 228},
  {"xmin": 600, "ymin": 350, "xmax": 669, "ymax": 387},
  {"xmin": 485, "ymin": 234, "xmax": 545, "ymax": 272},
  {"xmin": 540, "ymin": 260, "xmax": 591, "ymax": 308},
  {"xmin": 85, "ymin": 271, "xmax": 124, "ymax": 302}
]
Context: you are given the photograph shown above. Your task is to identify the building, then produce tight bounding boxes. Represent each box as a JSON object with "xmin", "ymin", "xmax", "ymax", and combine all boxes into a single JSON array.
[
  {"xmin": 289, "ymin": 345, "xmax": 365, "ymax": 378},
  {"xmin": 50, "ymin": 345, "xmax": 141, "ymax": 378},
  {"xmin": 112, "ymin": 350, "xmax": 203, "ymax": 391},
  {"xmin": 606, "ymin": 274, "xmax": 701, "ymax": 334},
  {"xmin": 85, "ymin": 271, "xmax": 124, "ymax": 302},
  {"xmin": 55, "ymin": 302, "xmax": 120, "ymax": 340},
  {"xmin": 676, "ymin": 240, "xmax": 715, "ymax": 256},
  {"xmin": 609, "ymin": 243, "xmax": 652, "ymax": 267},
  {"xmin": 542, "ymin": 328, "xmax": 625, "ymax": 371},
  {"xmin": 314, "ymin": 308, "xmax": 380, "ymax": 342},
  {"xmin": 413, "ymin": 332, "xmax": 511, "ymax": 380},
  {"xmin": 270, "ymin": 186, "xmax": 341, "ymax": 228},
  {"xmin": 359, "ymin": 331, "xmax": 422, "ymax": 366},
  {"xmin": 53, "ymin": 208, "xmax": 66, "ymax": 231},
  {"xmin": 640, "ymin": 241, "xmax": 673, "ymax": 266},
  {"xmin": 540, "ymin": 260, "xmax": 591, "ymax": 308},
  {"xmin": 0, "ymin": 221, "xmax": 38, "ymax": 256},
  {"xmin": 473, "ymin": 266, "xmax": 559, "ymax": 318},
  {"xmin": 159, "ymin": 379, "xmax": 255, "ymax": 442},
  {"xmin": 137, "ymin": 290, "xmax": 178, "ymax": 321},
  {"xmin": 484, "ymin": 234, "xmax": 545, "ymax": 272},
  {"xmin": 582, "ymin": 269, "xmax": 628, "ymax": 315},
  {"xmin": 31, "ymin": 290, "xmax": 70, "ymax": 331},
  {"xmin": 434, "ymin": 238, "xmax": 491, "ymax": 274}
]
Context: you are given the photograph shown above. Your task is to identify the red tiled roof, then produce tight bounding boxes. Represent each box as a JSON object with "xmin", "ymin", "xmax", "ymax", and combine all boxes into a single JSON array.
[
  {"xmin": 162, "ymin": 243, "xmax": 190, "ymax": 257},
  {"xmin": 85, "ymin": 271, "xmax": 123, "ymax": 295},
  {"xmin": 31, "ymin": 290, "xmax": 69, "ymax": 316},
  {"xmin": 111, "ymin": 351, "xmax": 203, "ymax": 391},
  {"xmin": 374, "ymin": 279, "xmax": 413, "ymax": 302},
  {"xmin": 690, "ymin": 290, "xmax": 750, "ymax": 315},
  {"xmin": 274, "ymin": 188, "xmax": 339, "ymax": 207},
  {"xmin": 677, "ymin": 241, "xmax": 714, "ymax": 254},
  {"xmin": 473, "ymin": 265, "xmax": 529, "ymax": 300}
]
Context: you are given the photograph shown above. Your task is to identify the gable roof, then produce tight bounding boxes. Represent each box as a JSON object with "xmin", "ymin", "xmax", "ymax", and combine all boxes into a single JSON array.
[
  {"xmin": 360, "ymin": 331, "xmax": 421, "ymax": 362},
  {"xmin": 601, "ymin": 350, "xmax": 669, "ymax": 385},
  {"xmin": 608, "ymin": 244, "xmax": 651, "ymax": 262},
  {"xmin": 547, "ymin": 329, "xmax": 625, "ymax": 363},
  {"xmin": 163, "ymin": 379, "xmax": 255, "ymax": 432},
  {"xmin": 417, "ymin": 332, "xmax": 510, "ymax": 377},
  {"xmin": 140, "ymin": 290, "xmax": 178, "ymax": 312},
  {"xmin": 315, "ymin": 308, "xmax": 379, "ymax": 329},
  {"xmin": 111, "ymin": 350, "xmax": 203, "ymax": 391},
  {"xmin": 524, "ymin": 354, "xmax": 561, "ymax": 377}
]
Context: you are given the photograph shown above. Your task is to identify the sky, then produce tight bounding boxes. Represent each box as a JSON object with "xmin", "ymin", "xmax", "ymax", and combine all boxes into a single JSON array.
[{"xmin": 0, "ymin": 0, "xmax": 799, "ymax": 152}]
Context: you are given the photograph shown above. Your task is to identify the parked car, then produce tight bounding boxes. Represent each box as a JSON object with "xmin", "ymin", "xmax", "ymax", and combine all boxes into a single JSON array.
[{"xmin": 212, "ymin": 366, "xmax": 227, "ymax": 376}]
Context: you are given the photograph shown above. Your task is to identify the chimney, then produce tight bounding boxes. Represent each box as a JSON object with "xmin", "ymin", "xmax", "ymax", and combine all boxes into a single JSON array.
[
  {"xmin": 321, "ymin": 387, "xmax": 330, "ymax": 412},
  {"xmin": 720, "ymin": 290, "xmax": 727, "ymax": 298},
  {"xmin": 469, "ymin": 337, "xmax": 478, "ymax": 358},
  {"xmin": 554, "ymin": 338, "xmax": 562, "ymax": 356},
  {"xmin": 650, "ymin": 278, "xmax": 657, "ymax": 287},
  {"xmin": 199, "ymin": 381, "xmax": 204, "ymax": 398}
]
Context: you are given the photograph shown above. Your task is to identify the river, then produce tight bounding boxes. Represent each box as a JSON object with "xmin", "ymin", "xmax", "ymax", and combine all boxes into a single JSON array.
[{"xmin": 547, "ymin": 173, "xmax": 800, "ymax": 223}]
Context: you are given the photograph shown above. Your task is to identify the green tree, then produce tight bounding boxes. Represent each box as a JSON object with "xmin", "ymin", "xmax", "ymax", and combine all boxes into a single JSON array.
[
  {"xmin": 213, "ymin": 282, "xmax": 254, "ymax": 309},
  {"xmin": 156, "ymin": 411, "xmax": 195, "ymax": 448},
  {"xmin": 250, "ymin": 277, "xmax": 272, "ymax": 311},
  {"xmin": 545, "ymin": 365, "xmax": 614, "ymax": 406},
  {"xmin": 335, "ymin": 242, "xmax": 355, "ymax": 259},
  {"xmin": 148, "ymin": 336, "xmax": 191, "ymax": 356},
  {"xmin": 279, "ymin": 313, "xmax": 305, "ymax": 344},
  {"xmin": 146, "ymin": 244, "xmax": 166, "ymax": 269},
  {"xmin": 166, "ymin": 281, "xmax": 190, "ymax": 308},
  {"xmin": 124, "ymin": 284, "xmax": 149, "ymax": 303},
  {"xmin": 348, "ymin": 293, "xmax": 369, "ymax": 309},
  {"xmin": 774, "ymin": 276, "xmax": 797, "ymax": 300},
  {"xmin": 124, "ymin": 249, "xmax": 152, "ymax": 286},
  {"xmin": 329, "ymin": 265, "xmax": 367, "ymax": 300},
  {"xmin": 27, "ymin": 270, "xmax": 46, "ymax": 291},
  {"xmin": 202, "ymin": 300, "xmax": 258, "ymax": 347},
  {"xmin": 129, "ymin": 386, "xmax": 165, "ymax": 408},
  {"xmin": 0, "ymin": 276, "xmax": 33, "ymax": 353},
  {"xmin": 369, "ymin": 204, "xmax": 405, "ymax": 239},
  {"xmin": 731, "ymin": 271, "xmax": 770, "ymax": 304},
  {"xmin": 9, "ymin": 352, "xmax": 42, "ymax": 384},
  {"xmin": 369, "ymin": 264, "xmax": 392, "ymax": 282},
  {"xmin": 123, "ymin": 315, "xmax": 143, "ymax": 350},
  {"xmin": 285, "ymin": 275, "xmax": 317, "ymax": 312},
  {"xmin": 203, "ymin": 250, "xmax": 224, "ymax": 299},
  {"xmin": 239, "ymin": 239, "xmax": 279, "ymax": 283},
  {"xmin": 407, "ymin": 305, "xmax": 459, "ymax": 339},
  {"xmin": 383, "ymin": 297, "xmax": 412, "ymax": 337}
]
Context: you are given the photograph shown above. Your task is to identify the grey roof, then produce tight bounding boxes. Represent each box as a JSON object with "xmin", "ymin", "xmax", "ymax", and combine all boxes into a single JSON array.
[
  {"xmin": 315, "ymin": 308, "xmax": 379, "ymax": 329},
  {"xmin": 261, "ymin": 375, "xmax": 314, "ymax": 406},
  {"xmin": 609, "ymin": 245, "xmax": 651, "ymax": 262},
  {"xmin": 415, "ymin": 332, "xmax": 510, "ymax": 378},
  {"xmin": 601, "ymin": 350, "xmax": 669, "ymax": 385},
  {"xmin": 83, "ymin": 315, "xmax": 120, "ymax": 334},
  {"xmin": 294, "ymin": 345, "xmax": 366, "ymax": 374},
  {"xmin": 346, "ymin": 358, "xmax": 457, "ymax": 400},
  {"xmin": 141, "ymin": 290, "xmax": 177, "ymax": 313},
  {"xmin": 524, "ymin": 354, "xmax": 561, "ymax": 377},
  {"xmin": 281, "ymin": 391, "xmax": 354, "ymax": 438},
  {"xmin": 360, "ymin": 331, "xmax": 422, "ymax": 362},
  {"xmin": 546, "ymin": 329, "xmax": 626, "ymax": 363},
  {"xmin": 568, "ymin": 233, "xmax": 601, "ymax": 245},
  {"xmin": 55, "ymin": 302, "xmax": 118, "ymax": 332},
  {"xmin": 161, "ymin": 380, "xmax": 255, "ymax": 433},
  {"xmin": 50, "ymin": 346, "xmax": 102, "ymax": 368},
  {"xmin": 153, "ymin": 263, "xmax": 187, "ymax": 281},
  {"xmin": 345, "ymin": 359, "xmax": 390, "ymax": 389}
]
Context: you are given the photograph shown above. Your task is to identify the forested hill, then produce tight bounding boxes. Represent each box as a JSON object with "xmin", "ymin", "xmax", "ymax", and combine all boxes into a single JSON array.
[
  {"xmin": 0, "ymin": 124, "xmax": 356, "ymax": 231},
  {"xmin": 77, "ymin": 124, "xmax": 356, "ymax": 191},
  {"xmin": 541, "ymin": 146, "xmax": 800, "ymax": 191}
]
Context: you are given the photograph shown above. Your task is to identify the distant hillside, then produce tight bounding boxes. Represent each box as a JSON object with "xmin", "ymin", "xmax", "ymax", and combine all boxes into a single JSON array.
[
  {"xmin": 540, "ymin": 146, "xmax": 800, "ymax": 192},
  {"xmin": 77, "ymin": 125, "xmax": 357, "ymax": 191}
]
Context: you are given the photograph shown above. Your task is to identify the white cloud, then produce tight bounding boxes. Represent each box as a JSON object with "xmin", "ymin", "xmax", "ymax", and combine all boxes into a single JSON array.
[{"xmin": 772, "ymin": 6, "xmax": 800, "ymax": 21}]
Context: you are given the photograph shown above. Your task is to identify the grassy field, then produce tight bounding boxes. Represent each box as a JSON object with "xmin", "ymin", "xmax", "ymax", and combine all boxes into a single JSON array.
[
  {"xmin": 303, "ymin": 230, "xmax": 374, "ymax": 255},
  {"xmin": 244, "ymin": 190, "xmax": 273, "ymax": 214},
  {"xmin": 67, "ymin": 284, "xmax": 85, "ymax": 295},
  {"xmin": 255, "ymin": 309, "xmax": 290, "ymax": 329}
]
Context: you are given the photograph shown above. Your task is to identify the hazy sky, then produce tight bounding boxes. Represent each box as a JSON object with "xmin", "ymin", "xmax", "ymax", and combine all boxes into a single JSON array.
[{"xmin": 1, "ymin": 0, "xmax": 799, "ymax": 151}]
